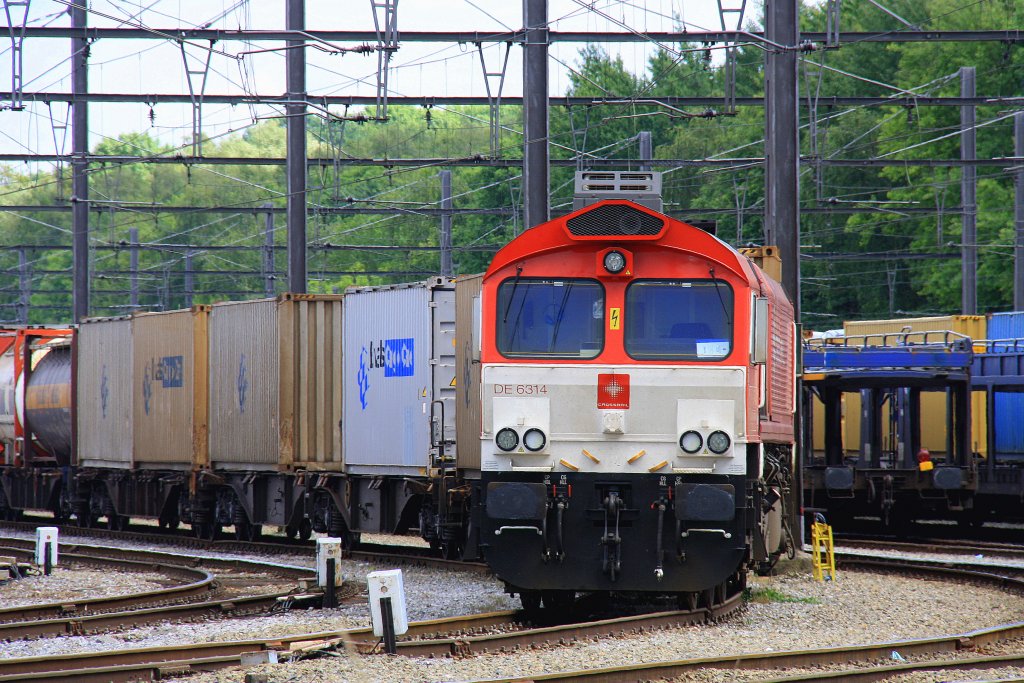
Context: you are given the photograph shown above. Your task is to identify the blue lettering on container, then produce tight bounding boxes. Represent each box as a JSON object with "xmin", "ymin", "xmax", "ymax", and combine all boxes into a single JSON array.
[
  {"xmin": 142, "ymin": 356, "xmax": 184, "ymax": 416},
  {"xmin": 358, "ymin": 347, "xmax": 371, "ymax": 410},
  {"xmin": 384, "ymin": 338, "xmax": 414, "ymax": 377},
  {"xmin": 237, "ymin": 353, "xmax": 248, "ymax": 413},
  {"xmin": 143, "ymin": 366, "xmax": 152, "ymax": 415},
  {"xmin": 365, "ymin": 338, "xmax": 415, "ymax": 377},
  {"xmin": 100, "ymin": 365, "xmax": 109, "ymax": 418}
]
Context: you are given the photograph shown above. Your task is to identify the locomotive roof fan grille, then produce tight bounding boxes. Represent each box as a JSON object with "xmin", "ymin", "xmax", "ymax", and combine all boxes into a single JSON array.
[
  {"xmin": 569, "ymin": 171, "xmax": 665, "ymax": 237},
  {"xmin": 566, "ymin": 203, "xmax": 664, "ymax": 237}
]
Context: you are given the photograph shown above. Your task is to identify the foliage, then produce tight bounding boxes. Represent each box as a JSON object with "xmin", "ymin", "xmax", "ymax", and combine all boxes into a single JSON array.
[
  {"xmin": 745, "ymin": 585, "xmax": 821, "ymax": 604},
  {"xmin": 2, "ymin": 1, "xmax": 1022, "ymax": 324}
]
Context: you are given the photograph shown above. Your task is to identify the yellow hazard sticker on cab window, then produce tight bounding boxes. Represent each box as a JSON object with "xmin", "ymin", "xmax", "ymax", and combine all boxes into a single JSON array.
[{"xmin": 609, "ymin": 307, "xmax": 621, "ymax": 330}]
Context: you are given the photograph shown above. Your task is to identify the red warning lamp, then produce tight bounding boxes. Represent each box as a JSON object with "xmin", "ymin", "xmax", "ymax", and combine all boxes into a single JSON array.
[{"xmin": 917, "ymin": 448, "xmax": 933, "ymax": 472}]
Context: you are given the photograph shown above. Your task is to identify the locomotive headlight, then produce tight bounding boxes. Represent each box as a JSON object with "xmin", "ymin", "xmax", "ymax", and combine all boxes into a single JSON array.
[
  {"xmin": 495, "ymin": 428, "xmax": 519, "ymax": 452},
  {"xmin": 679, "ymin": 430, "xmax": 703, "ymax": 454},
  {"xmin": 707, "ymin": 430, "xmax": 731, "ymax": 454},
  {"xmin": 523, "ymin": 428, "xmax": 547, "ymax": 452},
  {"xmin": 603, "ymin": 250, "xmax": 627, "ymax": 274}
]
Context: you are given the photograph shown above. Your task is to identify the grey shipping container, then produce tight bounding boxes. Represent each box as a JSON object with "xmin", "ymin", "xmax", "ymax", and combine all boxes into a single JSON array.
[
  {"xmin": 987, "ymin": 311, "xmax": 1024, "ymax": 456},
  {"xmin": 132, "ymin": 307, "xmax": 209, "ymax": 468},
  {"xmin": 343, "ymin": 278, "xmax": 456, "ymax": 474},
  {"xmin": 208, "ymin": 294, "xmax": 344, "ymax": 470},
  {"xmin": 77, "ymin": 317, "xmax": 133, "ymax": 468},
  {"xmin": 455, "ymin": 274, "xmax": 483, "ymax": 472}
]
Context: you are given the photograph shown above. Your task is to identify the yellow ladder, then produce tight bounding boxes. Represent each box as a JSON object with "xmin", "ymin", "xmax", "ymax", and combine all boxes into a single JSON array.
[{"xmin": 811, "ymin": 514, "xmax": 836, "ymax": 581}]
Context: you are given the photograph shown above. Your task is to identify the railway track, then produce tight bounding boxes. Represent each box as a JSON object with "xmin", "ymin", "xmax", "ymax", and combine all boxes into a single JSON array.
[
  {"xmin": 0, "ymin": 591, "xmax": 744, "ymax": 681},
  {"xmin": 8, "ymin": 553, "xmax": 1023, "ymax": 681},
  {"xmin": 0, "ymin": 518, "xmax": 489, "ymax": 573},
  {"xmin": 836, "ymin": 533, "xmax": 1024, "ymax": 562},
  {"xmin": 0, "ymin": 541, "xmax": 317, "ymax": 642}
]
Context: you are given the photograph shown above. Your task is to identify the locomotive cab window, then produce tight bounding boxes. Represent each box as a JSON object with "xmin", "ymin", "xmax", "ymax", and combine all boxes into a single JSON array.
[
  {"xmin": 624, "ymin": 279, "xmax": 734, "ymax": 360},
  {"xmin": 496, "ymin": 278, "xmax": 605, "ymax": 358}
]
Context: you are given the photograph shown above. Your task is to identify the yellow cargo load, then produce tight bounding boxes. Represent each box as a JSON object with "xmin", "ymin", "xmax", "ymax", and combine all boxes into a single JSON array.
[{"xmin": 842, "ymin": 316, "xmax": 986, "ymax": 457}]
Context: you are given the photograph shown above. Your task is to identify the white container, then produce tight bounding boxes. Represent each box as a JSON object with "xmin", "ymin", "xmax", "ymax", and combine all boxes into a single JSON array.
[
  {"xmin": 316, "ymin": 537, "xmax": 343, "ymax": 587},
  {"xmin": 367, "ymin": 569, "xmax": 409, "ymax": 636},
  {"xmin": 342, "ymin": 278, "xmax": 456, "ymax": 474},
  {"xmin": 35, "ymin": 526, "xmax": 58, "ymax": 567}
]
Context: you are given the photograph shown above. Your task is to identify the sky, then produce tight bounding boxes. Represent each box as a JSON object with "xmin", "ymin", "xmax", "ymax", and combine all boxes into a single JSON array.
[{"xmin": 0, "ymin": 0, "xmax": 734, "ymax": 158}]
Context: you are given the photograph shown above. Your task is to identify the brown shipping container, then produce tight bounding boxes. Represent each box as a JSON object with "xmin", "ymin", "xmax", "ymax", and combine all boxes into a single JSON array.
[
  {"xmin": 455, "ymin": 274, "xmax": 483, "ymax": 471},
  {"xmin": 207, "ymin": 294, "xmax": 344, "ymax": 470},
  {"xmin": 843, "ymin": 316, "xmax": 987, "ymax": 456},
  {"xmin": 77, "ymin": 317, "xmax": 133, "ymax": 468},
  {"xmin": 132, "ymin": 307, "xmax": 209, "ymax": 468}
]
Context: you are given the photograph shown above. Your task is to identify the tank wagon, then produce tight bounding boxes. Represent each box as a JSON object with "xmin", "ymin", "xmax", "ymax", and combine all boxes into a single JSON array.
[{"xmin": 0, "ymin": 172, "xmax": 798, "ymax": 607}]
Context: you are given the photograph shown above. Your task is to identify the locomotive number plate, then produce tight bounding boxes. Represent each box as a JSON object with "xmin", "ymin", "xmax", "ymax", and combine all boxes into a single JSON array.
[{"xmin": 493, "ymin": 384, "xmax": 548, "ymax": 395}]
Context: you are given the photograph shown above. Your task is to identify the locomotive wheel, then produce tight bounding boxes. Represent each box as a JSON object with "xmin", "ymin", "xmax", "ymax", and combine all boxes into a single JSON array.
[
  {"xmin": 680, "ymin": 591, "xmax": 698, "ymax": 611},
  {"xmin": 541, "ymin": 590, "xmax": 575, "ymax": 611},
  {"xmin": 519, "ymin": 591, "xmax": 542, "ymax": 615},
  {"xmin": 298, "ymin": 518, "xmax": 313, "ymax": 541}
]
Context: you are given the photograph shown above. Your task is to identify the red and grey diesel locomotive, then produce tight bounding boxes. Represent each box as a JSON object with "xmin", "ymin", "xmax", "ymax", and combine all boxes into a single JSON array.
[
  {"xmin": 0, "ymin": 173, "xmax": 797, "ymax": 607},
  {"xmin": 473, "ymin": 178, "xmax": 797, "ymax": 606}
]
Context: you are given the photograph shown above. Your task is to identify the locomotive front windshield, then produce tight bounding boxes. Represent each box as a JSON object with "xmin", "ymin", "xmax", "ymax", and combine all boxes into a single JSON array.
[
  {"xmin": 624, "ymin": 279, "xmax": 734, "ymax": 360},
  {"xmin": 496, "ymin": 278, "xmax": 604, "ymax": 358}
]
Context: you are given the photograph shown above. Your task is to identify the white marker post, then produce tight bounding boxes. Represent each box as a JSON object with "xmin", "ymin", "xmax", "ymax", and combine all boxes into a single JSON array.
[
  {"xmin": 367, "ymin": 569, "xmax": 408, "ymax": 655},
  {"xmin": 316, "ymin": 537, "xmax": 343, "ymax": 608},
  {"xmin": 35, "ymin": 526, "xmax": 58, "ymax": 575}
]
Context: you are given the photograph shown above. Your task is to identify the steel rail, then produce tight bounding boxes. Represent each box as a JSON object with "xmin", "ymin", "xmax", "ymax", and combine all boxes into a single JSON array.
[
  {"xmin": 761, "ymin": 652, "xmax": 1024, "ymax": 682},
  {"xmin": 0, "ymin": 611, "xmax": 520, "ymax": 679},
  {"xmin": 0, "ymin": 590, "xmax": 291, "ymax": 641},
  {"xmin": 379, "ymin": 592, "xmax": 745, "ymax": 658},
  {"xmin": 7, "ymin": 555, "xmax": 1024, "ymax": 681},
  {"xmin": 464, "ymin": 557, "xmax": 1024, "ymax": 682},
  {"xmin": 0, "ymin": 537, "xmax": 312, "ymax": 579},
  {"xmin": 0, "ymin": 547, "xmax": 217, "ymax": 622},
  {"xmin": 0, "ymin": 522, "xmax": 490, "ymax": 574}
]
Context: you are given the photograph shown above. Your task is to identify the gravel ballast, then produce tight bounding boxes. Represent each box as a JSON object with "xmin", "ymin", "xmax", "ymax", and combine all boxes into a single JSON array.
[
  {"xmin": 0, "ymin": 565, "xmax": 175, "ymax": 609},
  {"xmin": 2, "ymin": 531, "xmax": 1022, "ymax": 683},
  {"xmin": 170, "ymin": 567, "xmax": 1024, "ymax": 683}
]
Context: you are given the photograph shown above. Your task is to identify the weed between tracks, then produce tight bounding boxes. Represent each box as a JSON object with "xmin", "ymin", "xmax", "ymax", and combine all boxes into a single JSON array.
[{"xmin": 744, "ymin": 586, "xmax": 821, "ymax": 605}]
